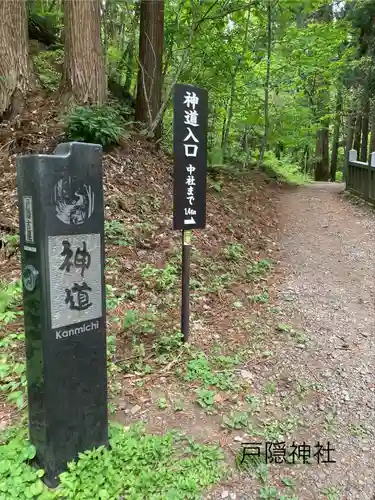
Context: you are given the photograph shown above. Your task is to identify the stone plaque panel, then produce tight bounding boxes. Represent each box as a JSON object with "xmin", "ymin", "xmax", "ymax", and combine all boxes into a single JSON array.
[{"xmin": 48, "ymin": 233, "xmax": 102, "ymax": 329}]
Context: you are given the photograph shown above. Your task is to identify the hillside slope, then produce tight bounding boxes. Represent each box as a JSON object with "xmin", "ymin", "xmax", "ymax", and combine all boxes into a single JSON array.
[{"xmin": 0, "ymin": 97, "xmax": 288, "ymax": 498}]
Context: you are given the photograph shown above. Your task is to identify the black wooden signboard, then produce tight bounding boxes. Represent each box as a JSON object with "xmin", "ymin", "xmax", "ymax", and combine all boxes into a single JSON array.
[
  {"xmin": 173, "ymin": 83, "xmax": 208, "ymax": 230},
  {"xmin": 16, "ymin": 142, "xmax": 108, "ymax": 487}
]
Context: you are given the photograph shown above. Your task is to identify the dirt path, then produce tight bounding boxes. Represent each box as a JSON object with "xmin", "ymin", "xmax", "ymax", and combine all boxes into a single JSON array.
[
  {"xmin": 271, "ymin": 182, "xmax": 375, "ymax": 499},
  {"xmin": 206, "ymin": 182, "xmax": 375, "ymax": 500}
]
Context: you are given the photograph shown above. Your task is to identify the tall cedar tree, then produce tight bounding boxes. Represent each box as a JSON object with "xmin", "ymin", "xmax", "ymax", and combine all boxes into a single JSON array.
[
  {"xmin": 0, "ymin": 0, "xmax": 35, "ymax": 117},
  {"xmin": 314, "ymin": 4, "xmax": 332, "ymax": 181},
  {"xmin": 135, "ymin": 0, "xmax": 164, "ymax": 140},
  {"xmin": 62, "ymin": 0, "xmax": 106, "ymax": 104}
]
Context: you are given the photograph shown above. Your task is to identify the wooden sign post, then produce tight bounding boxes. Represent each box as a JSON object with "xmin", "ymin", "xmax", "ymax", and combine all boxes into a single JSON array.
[{"xmin": 173, "ymin": 84, "xmax": 208, "ymax": 342}]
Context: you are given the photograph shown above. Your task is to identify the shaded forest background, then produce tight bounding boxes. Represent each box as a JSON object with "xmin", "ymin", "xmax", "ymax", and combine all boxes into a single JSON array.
[{"xmin": 0, "ymin": 0, "xmax": 375, "ymax": 182}]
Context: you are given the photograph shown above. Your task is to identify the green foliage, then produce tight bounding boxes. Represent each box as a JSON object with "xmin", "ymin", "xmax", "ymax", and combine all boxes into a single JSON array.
[
  {"xmin": 0, "ymin": 280, "xmax": 23, "ymax": 325},
  {"xmin": 222, "ymin": 411, "xmax": 249, "ymax": 430},
  {"xmin": 0, "ymin": 423, "xmax": 224, "ymax": 500},
  {"xmin": 123, "ymin": 309, "xmax": 156, "ymax": 335},
  {"xmin": 184, "ymin": 354, "xmax": 237, "ymax": 391},
  {"xmin": 195, "ymin": 388, "xmax": 215, "ymax": 409},
  {"xmin": 105, "ymin": 284, "xmax": 126, "ymax": 311},
  {"xmin": 250, "ymin": 290, "xmax": 269, "ymax": 304},
  {"xmin": 0, "ymin": 429, "xmax": 52, "ymax": 500},
  {"xmin": 261, "ymin": 152, "xmax": 312, "ymax": 186},
  {"xmin": 321, "ymin": 486, "xmax": 340, "ymax": 500},
  {"xmin": 140, "ymin": 263, "xmax": 179, "ymax": 292},
  {"xmin": 0, "ymin": 332, "xmax": 27, "ymax": 410},
  {"xmin": 152, "ymin": 331, "xmax": 183, "ymax": 362},
  {"xmin": 33, "ymin": 49, "xmax": 63, "ymax": 92},
  {"xmin": 335, "ymin": 170, "xmax": 343, "ymax": 182},
  {"xmin": 0, "ymin": 233, "xmax": 20, "ymax": 258},
  {"xmin": 58, "ymin": 424, "xmax": 224, "ymax": 499},
  {"xmin": 208, "ymin": 146, "xmax": 224, "ymax": 166},
  {"xmin": 157, "ymin": 397, "xmax": 168, "ymax": 409},
  {"xmin": 104, "ymin": 220, "xmax": 134, "ymax": 246},
  {"xmin": 259, "ymin": 486, "xmax": 278, "ymax": 499},
  {"xmin": 223, "ymin": 243, "xmax": 245, "ymax": 262},
  {"xmin": 65, "ymin": 106, "xmax": 128, "ymax": 146},
  {"xmin": 246, "ymin": 259, "xmax": 273, "ymax": 280}
]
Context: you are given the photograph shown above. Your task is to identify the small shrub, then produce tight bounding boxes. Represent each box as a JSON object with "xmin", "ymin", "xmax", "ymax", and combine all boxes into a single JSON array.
[
  {"xmin": 140, "ymin": 263, "xmax": 179, "ymax": 292},
  {"xmin": 184, "ymin": 354, "xmax": 236, "ymax": 391},
  {"xmin": 246, "ymin": 259, "xmax": 272, "ymax": 280},
  {"xmin": 208, "ymin": 146, "xmax": 224, "ymax": 165},
  {"xmin": 122, "ymin": 309, "xmax": 156, "ymax": 335},
  {"xmin": 261, "ymin": 151, "xmax": 312, "ymax": 185},
  {"xmin": 195, "ymin": 388, "xmax": 215, "ymax": 409},
  {"xmin": 0, "ymin": 280, "xmax": 23, "ymax": 325},
  {"xmin": 153, "ymin": 331, "xmax": 183, "ymax": 361},
  {"xmin": 65, "ymin": 105, "xmax": 128, "ymax": 146},
  {"xmin": 104, "ymin": 220, "xmax": 134, "ymax": 246},
  {"xmin": 0, "ymin": 333, "xmax": 27, "ymax": 409},
  {"xmin": 335, "ymin": 170, "xmax": 343, "ymax": 182},
  {"xmin": 223, "ymin": 411, "xmax": 249, "ymax": 429},
  {"xmin": 223, "ymin": 243, "xmax": 245, "ymax": 262},
  {"xmin": 0, "ymin": 233, "xmax": 20, "ymax": 258}
]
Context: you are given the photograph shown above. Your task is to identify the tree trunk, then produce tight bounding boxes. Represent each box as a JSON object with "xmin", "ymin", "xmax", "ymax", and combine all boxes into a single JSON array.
[
  {"xmin": 222, "ymin": 3, "xmax": 251, "ymax": 158},
  {"xmin": 315, "ymin": 124, "xmax": 329, "ymax": 181},
  {"xmin": 353, "ymin": 112, "xmax": 362, "ymax": 153},
  {"xmin": 0, "ymin": 0, "xmax": 35, "ymax": 117},
  {"xmin": 370, "ymin": 100, "xmax": 375, "ymax": 154},
  {"xmin": 124, "ymin": 4, "xmax": 140, "ymax": 93},
  {"xmin": 312, "ymin": 3, "xmax": 332, "ymax": 181},
  {"xmin": 220, "ymin": 111, "xmax": 227, "ymax": 150},
  {"xmin": 330, "ymin": 88, "xmax": 342, "ymax": 182},
  {"xmin": 258, "ymin": 0, "xmax": 272, "ymax": 166},
  {"xmin": 360, "ymin": 95, "xmax": 370, "ymax": 161},
  {"xmin": 346, "ymin": 114, "xmax": 355, "ymax": 152},
  {"xmin": 135, "ymin": 0, "xmax": 164, "ymax": 140},
  {"xmin": 62, "ymin": 0, "xmax": 106, "ymax": 105}
]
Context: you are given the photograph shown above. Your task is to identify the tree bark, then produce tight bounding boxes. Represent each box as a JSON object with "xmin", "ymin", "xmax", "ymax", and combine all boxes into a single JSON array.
[
  {"xmin": 222, "ymin": 3, "xmax": 251, "ymax": 158},
  {"xmin": 330, "ymin": 88, "xmax": 342, "ymax": 182},
  {"xmin": 62, "ymin": 0, "xmax": 106, "ymax": 105},
  {"xmin": 0, "ymin": 0, "xmax": 35, "ymax": 117},
  {"xmin": 353, "ymin": 112, "xmax": 362, "ymax": 153},
  {"xmin": 346, "ymin": 114, "xmax": 355, "ymax": 152},
  {"xmin": 370, "ymin": 100, "xmax": 375, "ymax": 154},
  {"xmin": 258, "ymin": 0, "xmax": 272, "ymax": 166},
  {"xmin": 135, "ymin": 0, "xmax": 164, "ymax": 140},
  {"xmin": 124, "ymin": 4, "xmax": 140, "ymax": 93},
  {"xmin": 360, "ymin": 95, "xmax": 370, "ymax": 161},
  {"xmin": 312, "ymin": 3, "xmax": 332, "ymax": 181},
  {"xmin": 315, "ymin": 124, "xmax": 330, "ymax": 181}
]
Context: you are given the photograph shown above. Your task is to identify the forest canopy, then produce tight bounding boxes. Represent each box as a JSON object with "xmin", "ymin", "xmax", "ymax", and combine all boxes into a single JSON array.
[{"xmin": 0, "ymin": 0, "xmax": 373, "ymax": 182}]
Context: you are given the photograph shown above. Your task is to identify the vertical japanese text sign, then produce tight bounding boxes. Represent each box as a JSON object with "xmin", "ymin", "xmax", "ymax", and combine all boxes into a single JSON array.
[
  {"xmin": 16, "ymin": 142, "xmax": 108, "ymax": 486},
  {"xmin": 173, "ymin": 84, "xmax": 208, "ymax": 230}
]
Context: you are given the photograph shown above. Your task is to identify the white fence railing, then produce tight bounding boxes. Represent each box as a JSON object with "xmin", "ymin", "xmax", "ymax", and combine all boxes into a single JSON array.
[{"xmin": 346, "ymin": 149, "xmax": 375, "ymax": 204}]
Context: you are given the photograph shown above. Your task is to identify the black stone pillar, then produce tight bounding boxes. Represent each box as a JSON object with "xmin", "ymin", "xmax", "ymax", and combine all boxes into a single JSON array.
[{"xmin": 16, "ymin": 142, "xmax": 108, "ymax": 487}]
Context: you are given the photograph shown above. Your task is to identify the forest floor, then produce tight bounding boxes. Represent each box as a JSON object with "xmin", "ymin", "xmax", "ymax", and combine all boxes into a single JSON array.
[{"xmin": 1, "ymin": 98, "xmax": 375, "ymax": 499}]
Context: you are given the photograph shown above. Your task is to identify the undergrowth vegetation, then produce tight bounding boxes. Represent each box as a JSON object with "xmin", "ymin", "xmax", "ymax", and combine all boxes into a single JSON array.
[
  {"xmin": 0, "ymin": 423, "xmax": 225, "ymax": 500},
  {"xmin": 261, "ymin": 152, "xmax": 312, "ymax": 186},
  {"xmin": 65, "ymin": 105, "xmax": 129, "ymax": 147}
]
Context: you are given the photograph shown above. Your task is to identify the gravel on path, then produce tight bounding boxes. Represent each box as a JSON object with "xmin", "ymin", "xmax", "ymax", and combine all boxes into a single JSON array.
[
  {"xmin": 272, "ymin": 183, "xmax": 375, "ymax": 499},
  {"xmin": 207, "ymin": 183, "xmax": 375, "ymax": 500}
]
